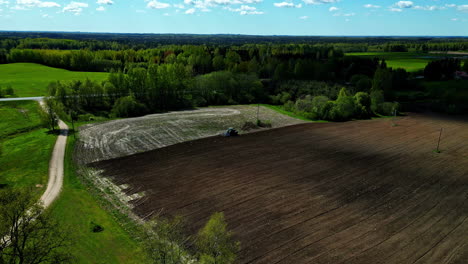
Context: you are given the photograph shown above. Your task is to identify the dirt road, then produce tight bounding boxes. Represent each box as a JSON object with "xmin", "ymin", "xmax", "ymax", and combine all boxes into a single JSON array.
[{"xmin": 38, "ymin": 101, "xmax": 68, "ymax": 208}]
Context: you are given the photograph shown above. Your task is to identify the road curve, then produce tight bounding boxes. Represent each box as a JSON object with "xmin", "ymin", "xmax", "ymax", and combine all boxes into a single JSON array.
[
  {"xmin": 37, "ymin": 100, "xmax": 68, "ymax": 208},
  {"xmin": 2, "ymin": 97, "xmax": 67, "ymax": 207},
  {"xmin": 40, "ymin": 119, "xmax": 68, "ymax": 208}
]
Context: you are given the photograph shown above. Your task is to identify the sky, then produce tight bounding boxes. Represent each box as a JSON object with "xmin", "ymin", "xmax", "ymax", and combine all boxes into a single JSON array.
[{"xmin": 0, "ymin": 0, "xmax": 467, "ymax": 36}]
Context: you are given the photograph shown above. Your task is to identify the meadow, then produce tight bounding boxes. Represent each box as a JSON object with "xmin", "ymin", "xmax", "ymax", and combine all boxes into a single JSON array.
[
  {"xmin": 344, "ymin": 52, "xmax": 468, "ymax": 72},
  {"xmin": 0, "ymin": 63, "xmax": 109, "ymax": 97},
  {"xmin": 0, "ymin": 100, "xmax": 146, "ymax": 263}
]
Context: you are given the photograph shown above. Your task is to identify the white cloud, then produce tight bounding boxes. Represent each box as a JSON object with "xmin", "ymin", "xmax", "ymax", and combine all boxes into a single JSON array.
[
  {"xmin": 451, "ymin": 18, "xmax": 458, "ymax": 21},
  {"xmin": 389, "ymin": 7, "xmax": 402, "ymax": 12},
  {"xmin": 147, "ymin": 0, "xmax": 170, "ymax": 9},
  {"xmin": 0, "ymin": 0, "xmax": 9, "ymax": 5},
  {"xmin": 96, "ymin": 6, "xmax": 105, "ymax": 11},
  {"xmin": 328, "ymin": 6, "xmax": 338, "ymax": 11},
  {"xmin": 97, "ymin": 0, "xmax": 113, "ymax": 5},
  {"xmin": 395, "ymin": 1, "xmax": 413, "ymax": 9},
  {"xmin": 364, "ymin": 4, "xmax": 380, "ymax": 9},
  {"xmin": 227, "ymin": 4, "xmax": 263, "ymax": 15},
  {"xmin": 173, "ymin": 3, "xmax": 184, "ymax": 8},
  {"xmin": 414, "ymin": 5, "xmax": 446, "ymax": 11},
  {"xmin": 302, "ymin": 0, "xmax": 338, "ymax": 5},
  {"xmin": 458, "ymin": 5, "xmax": 468, "ymax": 12},
  {"xmin": 13, "ymin": 0, "xmax": 60, "ymax": 9},
  {"xmin": 274, "ymin": 1, "xmax": 301, "ymax": 8},
  {"xmin": 147, "ymin": 0, "xmax": 169, "ymax": 9},
  {"xmin": 299, "ymin": 15, "xmax": 308, "ymax": 19},
  {"xmin": 185, "ymin": 7, "xmax": 195, "ymax": 13},
  {"xmin": 62, "ymin": 1, "xmax": 88, "ymax": 14},
  {"xmin": 333, "ymin": 12, "xmax": 354, "ymax": 16}
]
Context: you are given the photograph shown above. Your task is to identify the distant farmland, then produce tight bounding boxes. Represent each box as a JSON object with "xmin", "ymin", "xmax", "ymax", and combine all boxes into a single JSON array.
[
  {"xmin": 93, "ymin": 114, "xmax": 468, "ymax": 264},
  {"xmin": 346, "ymin": 52, "xmax": 467, "ymax": 72},
  {"xmin": 0, "ymin": 63, "xmax": 108, "ymax": 97}
]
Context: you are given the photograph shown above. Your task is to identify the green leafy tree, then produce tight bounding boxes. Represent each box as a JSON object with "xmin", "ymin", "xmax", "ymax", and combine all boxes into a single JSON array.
[
  {"xmin": 310, "ymin": 95, "xmax": 331, "ymax": 120},
  {"xmin": 111, "ymin": 94, "xmax": 148, "ymax": 118},
  {"xmin": 144, "ymin": 216, "xmax": 189, "ymax": 264},
  {"xmin": 370, "ymin": 89, "xmax": 385, "ymax": 114},
  {"xmin": 39, "ymin": 99, "xmax": 58, "ymax": 131},
  {"xmin": 0, "ymin": 188, "xmax": 72, "ymax": 264},
  {"xmin": 372, "ymin": 68, "xmax": 393, "ymax": 93},
  {"xmin": 196, "ymin": 212, "xmax": 239, "ymax": 264},
  {"xmin": 354, "ymin": 92, "xmax": 371, "ymax": 118},
  {"xmin": 331, "ymin": 88, "xmax": 355, "ymax": 121}
]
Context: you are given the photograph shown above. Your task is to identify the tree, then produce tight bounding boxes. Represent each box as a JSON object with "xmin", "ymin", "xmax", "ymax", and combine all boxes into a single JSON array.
[
  {"xmin": 370, "ymin": 89, "xmax": 385, "ymax": 114},
  {"xmin": 354, "ymin": 92, "xmax": 371, "ymax": 118},
  {"xmin": 111, "ymin": 94, "xmax": 148, "ymax": 117},
  {"xmin": 144, "ymin": 215, "xmax": 190, "ymax": 264},
  {"xmin": 330, "ymin": 88, "xmax": 355, "ymax": 121},
  {"xmin": 39, "ymin": 99, "xmax": 58, "ymax": 132},
  {"xmin": 372, "ymin": 68, "xmax": 392, "ymax": 93},
  {"xmin": 196, "ymin": 212, "xmax": 239, "ymax": 264},
  {"xmin": 0, "ymin": 188, "xmax": 72, "ymax": 264}
]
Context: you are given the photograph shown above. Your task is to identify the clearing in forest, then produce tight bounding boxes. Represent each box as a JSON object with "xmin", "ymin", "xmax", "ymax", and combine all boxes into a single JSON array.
[{"xmin": 0, "ymin": 63, "xmax": 108, "ymax": 97}]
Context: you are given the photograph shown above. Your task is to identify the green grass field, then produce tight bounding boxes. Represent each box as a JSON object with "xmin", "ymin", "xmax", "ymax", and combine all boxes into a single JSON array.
[
  {"xmin": 50, "ymin": 135, "xmax": 148, "ymax": 264},
  {"xmin": 0, "ymin": 100, "xmax": 146, "ymax": 263},
  {"xmin": 0, "ymin": 63, "xmax": 109, "ymax": 97},
  {"xmin": 0, "ymin": 128, "xmax": 56, "ymax": 190},
  {"xmin": 0, "ymin": 100, "xmax": 43, "ymax": 138},
  {"xmin": 0, "ymin": 101, "xmax": 55, "ymax": 192},
  {"xmin": 345, "ymin": 52, "xmax": 433, "ymax": 72}
]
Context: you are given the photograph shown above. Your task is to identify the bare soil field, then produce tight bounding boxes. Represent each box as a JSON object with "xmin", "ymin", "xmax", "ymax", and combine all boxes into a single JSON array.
[
  {"xmin": 92, "ymin": 113, "xmax": 468, "ymax": 264},
  {"xmin": 77, "ymin": 106, "xmax": 304, "ymax": 163}
]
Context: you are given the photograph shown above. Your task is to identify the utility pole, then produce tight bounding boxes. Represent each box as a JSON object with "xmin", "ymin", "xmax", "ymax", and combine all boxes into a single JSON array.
[
  {"xmin": 257, "ymin": 103, "xmax": 260, "ymax": 123},
  {"xmin": 436, "ymin": 128, "xmax": 443, "ymax": 153}
]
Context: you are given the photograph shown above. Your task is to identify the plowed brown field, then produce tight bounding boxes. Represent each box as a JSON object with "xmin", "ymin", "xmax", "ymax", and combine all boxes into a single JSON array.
[{"xmin": 93, "ymin": 113, "xmax": 468, "ymax": 264}]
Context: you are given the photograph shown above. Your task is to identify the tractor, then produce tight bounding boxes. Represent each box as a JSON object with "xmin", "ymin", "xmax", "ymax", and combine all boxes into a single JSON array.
[{"xmin": 222, "ymin": 127, "xmax": 239, "ymax": 137}]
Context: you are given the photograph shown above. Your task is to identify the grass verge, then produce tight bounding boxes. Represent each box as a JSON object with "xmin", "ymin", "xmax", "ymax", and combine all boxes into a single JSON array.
[{"xmin": 49, "ymin": 133, "xmax": 149, "ymax": 264}]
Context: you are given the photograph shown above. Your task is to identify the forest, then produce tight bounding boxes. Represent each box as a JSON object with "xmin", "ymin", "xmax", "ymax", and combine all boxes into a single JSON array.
[{"xmin": 1, "ymin": 33, "xmax": 468, "ymax": 120}]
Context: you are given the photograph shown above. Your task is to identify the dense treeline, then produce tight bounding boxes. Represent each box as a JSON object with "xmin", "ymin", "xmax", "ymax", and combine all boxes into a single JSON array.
[{"xmin": 2, "ymin": 32, "xmax": 467, "ymax": 118}]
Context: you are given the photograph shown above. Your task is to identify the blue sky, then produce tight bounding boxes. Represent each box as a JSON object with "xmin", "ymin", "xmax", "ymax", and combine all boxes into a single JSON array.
[{"xmin": 0, "ymin": 0, "xmax": 467, "ymax": 35}]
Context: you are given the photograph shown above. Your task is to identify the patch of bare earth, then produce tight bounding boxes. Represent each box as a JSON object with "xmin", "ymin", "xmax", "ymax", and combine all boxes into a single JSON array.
[
  {"xmin": 76, "ymin": 106, "xmax": 305, "ymax": 164},
  {"xmin": 92, "ymin": 113, "xmax": 468, "ymax": 264}
]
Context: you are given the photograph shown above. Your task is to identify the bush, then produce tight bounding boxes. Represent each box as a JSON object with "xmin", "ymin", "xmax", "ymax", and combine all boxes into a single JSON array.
[
  {"xmin": 354, "ymin": 92, "xmax": 371, "ymax": 118},
  {"xmin": 283, "ymin": 100, "xmax": 295, "ymax": 112},
  {"xmin": 294, "ymin": 95, "xmax": 313, "ymax": 113},
  {"xmin": 257, "ymin": 119, "xmax": 272, "ymax": 128},
  {"xmin": 241, "ymin": 121, "xmax": 257, "ymax": 131},
  {"xmin": 380, "ymin": 102, "xmax": 399, "ymax": 116},
  {"xmin": 111, "ymin": 95, "xmax": 148, "ymax": 118},
  {"xmin": 370, "ymin": 89, "xmax": 385, "ymax": 114},
  {"xmin": 330, "ymin": 88, "xmax": 355, "ymax": 121},
  {"xmin": 310, "ymin": 95, "xmax": 330, "ymax": 120}
]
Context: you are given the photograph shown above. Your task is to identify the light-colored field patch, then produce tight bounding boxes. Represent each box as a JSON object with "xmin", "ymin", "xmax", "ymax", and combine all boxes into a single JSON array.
[{"xmin": 76, "ymin": 106, "xmax": 305, "ymax": 163}]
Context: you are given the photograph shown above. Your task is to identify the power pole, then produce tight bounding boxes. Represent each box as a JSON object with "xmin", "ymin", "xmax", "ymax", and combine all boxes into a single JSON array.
[
  {"xmin": 436, "ymin": 128, "xmax": 443, "ymax": 153},
  {"xmin": 257, "ymin": 103, "xmax": 260, "ymax": 123}
]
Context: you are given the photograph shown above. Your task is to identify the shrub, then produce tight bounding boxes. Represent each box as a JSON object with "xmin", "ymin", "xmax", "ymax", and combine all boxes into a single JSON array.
[
  {"xmin": 310, "ymin": 95, "xmax": 330, "ymax": 120},
  {"xmin": 380, "ymin": 102, "xmax": 399, "ymax": 116},
  {"xmin": 370, "ymin": 89, "xmax": 385, "ymax": 114},
  {"xmin": 294, "ymin": 95, "xmax": 313, "ymax": 113},
  {"xmin": 354, "ymin": 92, "xmax": 371, "ymax": 118},
  {"xmin": 283, "ymin": 100, "xmax": 295, "ymax": 112},
  {"xmin": 331, "ymin": 88, "xmax": 355, "ymax": 121},
  {"xmin": 257, "ymin": 119, "xmax": 272, "ymax": 128},
  {"xmin": 111, "ymin": 95, "xmax": 148, "ymax": 118},
  {"xmin": 241, "ymin": 121, "xmax": 257, "ymax": 131}
]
